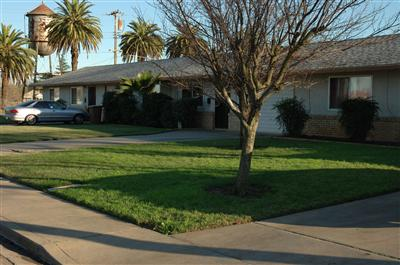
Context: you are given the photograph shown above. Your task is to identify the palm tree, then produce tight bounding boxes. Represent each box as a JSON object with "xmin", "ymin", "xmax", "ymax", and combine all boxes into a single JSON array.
[
  {"xmin": 0, "ymin": 24, "xmax": 36, "ymax": 107},
  {"xmin": 119, "ymin": 71, "xmax": 159, "ymax": 95},
  {"xmin": 166, "ymin": 25, "xmax": 206, "ymax": 58},
  {"xmin": 47, "ymin": 0, "xmax": 102, "ymax": 71},
  {"xmin": 120, "ymin": 18, "xmax": 163, "ymax": 63}
]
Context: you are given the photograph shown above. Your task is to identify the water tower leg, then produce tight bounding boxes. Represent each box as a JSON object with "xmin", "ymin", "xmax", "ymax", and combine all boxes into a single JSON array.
[
  {"xmin": 49, "ymin": 54, "xmax": 52, "ymax": 74},
  {"xmin": 33, "ymin": 46, "xmax": 39, "ymax": 100}
]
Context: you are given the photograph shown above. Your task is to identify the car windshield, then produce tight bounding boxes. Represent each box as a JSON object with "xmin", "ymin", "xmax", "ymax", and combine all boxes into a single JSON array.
[{"xmin": 16, "ymin": 100, "xmax": 35, "ymax": 107}]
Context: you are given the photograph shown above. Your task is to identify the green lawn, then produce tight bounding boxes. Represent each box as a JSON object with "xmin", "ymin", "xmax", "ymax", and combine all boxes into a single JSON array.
[
  {"xmin": 0, "ymin": 116, "xmax": 11, "ymax": 125},
  {"xmin": 1, "ymin": 137, "xmax": 399, "ymax": 234},
  {"xmin": 0, "ymin": 123, "xmax": 167, "ymax": 144}
]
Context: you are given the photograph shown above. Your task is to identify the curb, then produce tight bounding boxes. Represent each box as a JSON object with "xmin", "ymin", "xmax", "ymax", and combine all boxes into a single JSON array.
[{"xmin": 0, "ymin": 221, "xmax": 69, "ymax": 265}]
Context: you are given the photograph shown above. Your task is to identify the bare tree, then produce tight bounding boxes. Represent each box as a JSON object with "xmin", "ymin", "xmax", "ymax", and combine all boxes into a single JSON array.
[{"xmin": 157, "ymin": 0, "xmax": 399, "ymax": 195}]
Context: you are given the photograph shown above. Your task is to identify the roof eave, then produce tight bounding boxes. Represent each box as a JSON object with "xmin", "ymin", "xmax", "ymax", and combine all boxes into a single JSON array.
[
  {"xmin": 292, "ymin": 64, "xmax": 400, "ymax": 75},
  {"xmin": 29, "ymin": 74, "xmax": 209, "ymax": 88}
]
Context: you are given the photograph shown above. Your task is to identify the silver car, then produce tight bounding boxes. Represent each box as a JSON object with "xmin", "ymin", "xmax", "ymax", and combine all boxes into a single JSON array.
[{"xmin": 4, "ymin": 100, "xmax": 88, "ymax": 125}]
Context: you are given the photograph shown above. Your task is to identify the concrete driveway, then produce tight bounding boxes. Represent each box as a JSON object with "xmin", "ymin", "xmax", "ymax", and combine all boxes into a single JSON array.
[{"xmin": 0, "ymin": 130, "xmax": 237, "ymax": 155}]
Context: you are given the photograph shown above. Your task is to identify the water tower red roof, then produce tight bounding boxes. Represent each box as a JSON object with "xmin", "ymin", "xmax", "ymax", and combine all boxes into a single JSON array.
[{"xmin": 26, "ymin": 3, "xmax": 54, "ymax": 16}]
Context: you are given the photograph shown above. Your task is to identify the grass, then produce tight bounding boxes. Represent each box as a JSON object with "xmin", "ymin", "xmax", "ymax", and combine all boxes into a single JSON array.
[
  {"xmin": 0, "ymin": 116, "xmax": 12, "ymax": 125},
  {"xmin": 0, "ymin": 123, "xmax": 167, "ymax": 144},
  {"xmin": 1, "ymin": 137, "xmax": 399, "ymax": 234}
]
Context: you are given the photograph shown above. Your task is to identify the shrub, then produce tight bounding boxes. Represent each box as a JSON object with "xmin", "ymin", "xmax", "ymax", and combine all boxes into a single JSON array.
[
  {"xmin": 140, "ymin": 93, "xmax": 175, "ymax": 128},
  {"xmin": 103, "ymin": 92, "xmax": 119, "ymax": 122},
  {"xmin": 274, "ymin": 97, "xmax": 310, "ymax": 136},
  {"xmin": 160, "ymin": 100, "xmax": 178, "ymax": 128},
  {"xmin": 339, "ymin": 98, "xmax": 379, "ymax": 141},
  {"xmin": 103, "ymin": 91, "xmax": 137, "ymax": 123},
  {"xmin": 174, "ymin": 98, "xmax": 199, "ymax": 128}
]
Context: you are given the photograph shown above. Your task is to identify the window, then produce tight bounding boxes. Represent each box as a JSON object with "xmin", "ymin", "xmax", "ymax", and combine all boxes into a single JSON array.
[
  {"xmin": 182, "ymin": 87, "xmax": 203, "ymax": 106},
  {"xmin": 49, "ymin": 89, "xmax": 55, "ymax": 101},
  {"xmin": 329, "ymin": 76, "xmax": 372, "ymax": 109},
  {"xmin": 71, "ymin": 88, "xmax": 77, "ymax": 104},
  {"xmin": 34, "ymin": 101, "xmax": 50, "ymax": 109},
  {"xmin": 192, "ymin": 88, "xmax": 203, "ymax": 106},
  {"xmin": 48, "ymin": 101, "xmax": 65, "ymax": 110}
]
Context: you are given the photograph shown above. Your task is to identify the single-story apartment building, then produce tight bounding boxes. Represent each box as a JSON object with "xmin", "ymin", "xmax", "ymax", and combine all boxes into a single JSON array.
[{"xmin": 31, "ymin": 34, "xmax": 400, "ymax": 142}]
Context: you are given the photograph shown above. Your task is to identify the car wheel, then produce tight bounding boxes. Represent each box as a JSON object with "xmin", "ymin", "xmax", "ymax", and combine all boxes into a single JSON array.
[
  {"xmin": 25, "ymin": 115, "xmax": 38, "ymax": 125},
  {"xmin": 73, "ymin": 114, "xmax": 84, "ymax": 124}
]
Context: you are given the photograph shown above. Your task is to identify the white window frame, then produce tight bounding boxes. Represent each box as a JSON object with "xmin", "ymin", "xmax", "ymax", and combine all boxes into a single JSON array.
[
  {"xmin": 327, "ymin": 75, "xmax": 373, "ymax": 111},
  {"xmin": 70, "ymin": 87, "xmax": 78, "ymax": 105}
]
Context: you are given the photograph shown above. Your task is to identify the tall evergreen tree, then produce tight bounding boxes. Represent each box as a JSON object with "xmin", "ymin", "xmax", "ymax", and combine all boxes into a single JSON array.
[{"xmin": 56, "ymin": 53, "xmax": 70, "ymax": 75}]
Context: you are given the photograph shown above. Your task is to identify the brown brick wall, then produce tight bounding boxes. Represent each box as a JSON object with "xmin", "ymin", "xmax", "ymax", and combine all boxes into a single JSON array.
[
  {"xmin": 303, "ymin": 116, "xmax": 346, "ymax": 138},
  {"xmin": 228, "ymin": 112, "xmax": 240, "ymax": 131},
  {"xmin": 369, "ymin": 118, "xmax": 400, "ymax": 142},
  {"xmin": 304, "ymin": 115, "xmax": 400, "ymax": 142},
  {"xmin": 196, "ymin": 112, "xmax": 215, "ymax": 130}
]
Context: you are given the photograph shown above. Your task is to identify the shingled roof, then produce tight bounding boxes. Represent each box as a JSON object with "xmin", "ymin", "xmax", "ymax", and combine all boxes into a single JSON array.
[
  {"xmin": 32, "ymin": 57, "xmax": 205, "ymax": 87},
  {"xmin": 32, "ymin": 34, "xmax": 400, "ymax": 88},
  {"xmin": 26, "ymin": 3, "xmax": 54, "ymax": 16},
  {"xmin": 293, "ymin": 34, "xmax": 400, "ymax": 73}
]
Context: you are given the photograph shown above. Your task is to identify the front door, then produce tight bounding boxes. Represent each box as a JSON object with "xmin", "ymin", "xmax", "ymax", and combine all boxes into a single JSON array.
[
  {"xmin": 215, "ymin": 99, "xmax": 229, "ymax": 129},
  {"xmin": 88, "ymin": 87, "xmax": 96, "ymax": 106}
]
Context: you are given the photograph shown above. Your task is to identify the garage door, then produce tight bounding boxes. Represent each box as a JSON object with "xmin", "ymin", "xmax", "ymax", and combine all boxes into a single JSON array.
[{"xmin": 258, "ymin": 88, "xmax": 294, "ymax": 134}]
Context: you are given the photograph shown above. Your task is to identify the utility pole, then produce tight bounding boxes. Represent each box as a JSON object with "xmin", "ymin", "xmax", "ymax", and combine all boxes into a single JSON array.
[{"xmin": 108, "ymin": 10, "xmax": 122, "ymax": 65}]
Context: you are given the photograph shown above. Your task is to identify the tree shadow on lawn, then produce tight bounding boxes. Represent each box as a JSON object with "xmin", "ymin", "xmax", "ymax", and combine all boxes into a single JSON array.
[
  {"xmin": 42, "ymin": 123, "xmax": 163, "ymax": 133},
  {"xmin": 76, "ymin": 139, "xmax": 400, "ymax": 168},
  {"xmin": 55, "ymin": 167, "xmax": 400, "ymax": 230},
  {"xmin": 0, "ymin": 132, "xmax": 63, "ymax": 143},
  {"xmin": 177, "ymin": 138, "xmax": 400, "ymax": 168}
]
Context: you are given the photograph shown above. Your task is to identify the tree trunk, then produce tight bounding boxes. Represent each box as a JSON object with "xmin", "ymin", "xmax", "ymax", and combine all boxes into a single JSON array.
[
  {"xmin": 71, "ymin": 46, "xmax": 79, "ymax": 71},
  {"xmin": 21, "ymin": 78, "xmax": 26, "ymax": 101},
  {"xmin": 1, "ymin": 71, "xmax": 9, "ymax": 109},
  {"xmin": 239, "ymin": 123, "xmax": 244, "ymax": 149},
  {"xmin": 235, "ymin": 112, "xmax": 260, "ymax": 196}
]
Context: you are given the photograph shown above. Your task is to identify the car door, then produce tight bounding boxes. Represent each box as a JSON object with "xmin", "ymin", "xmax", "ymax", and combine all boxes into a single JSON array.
[
  {"xmin": 33, "ymin": 101, "xmax": 53, "ymax": 121},
  {"xmin": 48, "ymin": 101, "xmax": 70, "ymax": 121}
]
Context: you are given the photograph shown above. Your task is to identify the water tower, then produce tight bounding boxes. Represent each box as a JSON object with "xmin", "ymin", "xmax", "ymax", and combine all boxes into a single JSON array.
[{"xmin": 26, "ymin": 2, "xmax": 55, "ymax": 90}]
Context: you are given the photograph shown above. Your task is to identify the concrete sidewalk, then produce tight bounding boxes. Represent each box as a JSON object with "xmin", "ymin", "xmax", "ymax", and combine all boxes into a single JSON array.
[
  {"xmin": 0, "ymin": 130, "xmax": 237, "ymax": 155},
  {"xmin": 175, "ymin": 192, "xmax": 400, "ymax": 265},
  {"xmin": 1, "ymin": 178, "xmax": 399, "ymax": 264},
  {"xmin": 0, "ymin": 178, "xmax": 241, "ymax": 264}
]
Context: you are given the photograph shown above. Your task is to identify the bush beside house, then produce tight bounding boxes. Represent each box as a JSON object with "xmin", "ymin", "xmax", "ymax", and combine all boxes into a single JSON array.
[
  {"xmin": 274, "ymin": 97, "xmax": 310, "ymax": 136},
  {"xmin": 339, "ymin": 98, "xmax": 379, "ymax": 141},
  {"xmin": 103, "ymin": 90, "xmax": 200, "ymax": 128},
  {"xmin": 102, "ymin": 71, "xmax": 200, "ymax": 128},
  {"xmin": 103, "ymin": 91, "xmax": 138, "ymax": 124}
]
